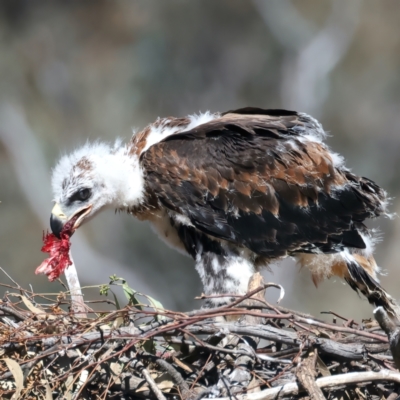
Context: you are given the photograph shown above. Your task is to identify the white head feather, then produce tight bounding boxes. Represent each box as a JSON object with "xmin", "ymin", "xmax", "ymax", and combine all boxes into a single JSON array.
[{"xmin": 52, "ymin": 141, "xmax": 145, "ymax": 219}]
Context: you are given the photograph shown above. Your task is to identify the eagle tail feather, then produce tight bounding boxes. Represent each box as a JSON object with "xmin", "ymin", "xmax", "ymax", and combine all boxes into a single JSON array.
[{"xmin": 344, "ymin": 256, "xmax": 400, "ymax": 318}]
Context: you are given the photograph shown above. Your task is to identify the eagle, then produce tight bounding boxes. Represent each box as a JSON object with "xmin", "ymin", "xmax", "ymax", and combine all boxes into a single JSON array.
[{"xmin": 49, "ymin": 107, "xmax": 398, "ymax": 314}]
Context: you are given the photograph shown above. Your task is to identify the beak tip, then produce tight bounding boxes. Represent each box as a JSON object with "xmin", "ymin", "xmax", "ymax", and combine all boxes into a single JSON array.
[{"xmin": 50, "ymin": 214, "xmax": 64, "ymax": 239}]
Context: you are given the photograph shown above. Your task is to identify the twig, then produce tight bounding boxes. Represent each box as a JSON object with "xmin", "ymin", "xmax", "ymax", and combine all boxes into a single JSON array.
[
  {"xmin": 167, "ymin": 338, "xmax": 291, "ymax": 363},
  {"xmin": 195, "ymin": 283, "xmax": 282, "ymax": 311},
  {"xmin": 0, "ymin": 304, "xmax": 27, "ymax": 321},
  {"xmin": 295, "ymin": 349, "xmax": 326, "ymax": 400},
  {"xmin": 320, "ymin": 310, "xmax": 359, "ymax": 325},
  {"xmin": 0, "ymin": 267, "xmax": 22, "ymax": 289},
  {"xmin": 141, "ymin": 365, "xmax": 167, "ymax": 400},
  {"xmin": 190, "ymin": 353, "xmax": 212, "ymax": 391},
  {"xmin": 218, "ymin": 371, "xmax": 236, "ymax": 400},
  {"xmin": 267, "ymin": 344, "xmax": 304, "ymax": 385},
  {"xmin": 212, "ymin": 370, "xmax": 400, "ymax": 400},
  {"xmin": 293, "ymin": 315, "xmax": 387, "ymax": 342},
  {"xmin": 374, "ymin": 306, "xmax": 400, "ymax": 369},
  {"xmin": 186, "ymin": 322, "xmax": 369, "ymax": 361},
  {"xmin": 156, "ymin": 359, "xmax": 191, "ymax": 399}
]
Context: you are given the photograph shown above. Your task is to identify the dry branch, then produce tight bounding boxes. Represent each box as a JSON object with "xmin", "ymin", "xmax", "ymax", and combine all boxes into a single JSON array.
[
  {"xmin": 295, "ymin": 349, "xmax": 325, "ymax": 400},
  {"xmin": 214, "ymin": 370, "xmax": 400, "ymax": 400},
  {"xmin": 374, "ymin": 306, "xmax": 400, "ymax": 370}
]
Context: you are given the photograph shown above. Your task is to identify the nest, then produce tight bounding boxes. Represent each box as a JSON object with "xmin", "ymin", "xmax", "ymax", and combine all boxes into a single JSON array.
[{"xmin": 0, "ymin": 270, "xmax": 399, "ymax": 400}]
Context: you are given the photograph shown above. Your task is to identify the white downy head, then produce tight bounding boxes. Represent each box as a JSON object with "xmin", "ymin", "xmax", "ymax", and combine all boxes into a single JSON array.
[{"xmin": 50, "ymin": 141, "xmax": 144, "ymax": 234}]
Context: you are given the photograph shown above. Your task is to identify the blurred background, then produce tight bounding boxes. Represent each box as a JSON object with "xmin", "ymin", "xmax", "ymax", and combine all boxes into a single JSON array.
[{"xmin": 0, "ymin": 0, "xmax": 399, "ymax": 319}]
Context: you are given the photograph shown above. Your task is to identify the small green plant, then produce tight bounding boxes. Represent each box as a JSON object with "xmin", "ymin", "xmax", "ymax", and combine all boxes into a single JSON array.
[{"xmin": 100, "ymin": 275, "xmax": 165, "ymax": 319}]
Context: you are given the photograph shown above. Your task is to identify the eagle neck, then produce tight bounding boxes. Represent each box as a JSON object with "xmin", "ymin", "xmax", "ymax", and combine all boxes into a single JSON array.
[{"xmin": 105, "ymin": 149, "xmax": 145, "ymax": 209}]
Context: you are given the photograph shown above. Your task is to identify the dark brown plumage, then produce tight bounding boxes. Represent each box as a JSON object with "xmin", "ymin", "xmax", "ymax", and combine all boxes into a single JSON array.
[{"xmin": 141, "ymin": 109, "xmax": 383, "ymax": 256}]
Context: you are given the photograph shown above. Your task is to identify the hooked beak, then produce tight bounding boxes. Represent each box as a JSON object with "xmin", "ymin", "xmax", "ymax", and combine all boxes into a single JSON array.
[{"xmin": 50, "ymin": 203, "xmax": 92, "ymax": 238}]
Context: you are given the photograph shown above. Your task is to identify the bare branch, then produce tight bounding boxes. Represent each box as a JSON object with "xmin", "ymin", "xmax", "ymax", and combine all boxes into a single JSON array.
[
  {"xmin": 295, "ymin": 350, "xmax": 326, "ymax": 400},
  {"xmin": 374, "ymin": 306, "xmax": 400, "ymax": 369},
  {"xmin": 212, "ymin": 370, "xmax": 400, "ymax": 400}
]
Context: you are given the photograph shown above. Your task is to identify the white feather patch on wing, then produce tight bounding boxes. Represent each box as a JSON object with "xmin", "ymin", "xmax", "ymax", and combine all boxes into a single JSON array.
[
  {"xmin": 140, "ymin": 121, "xmax": 183, "ymax": 155},
  {"xmin": 297, "ymin": 112, "xmax": 327, "ymax": 140},
  {"xmin": 186, "ymin": 111, "xmax": 217, "ymax": 130},
  {"xmin": 295, "ymin": 113, "xmax": 345, "ymax": 169},
  {"xmin": 140, "ymin": 111, "xmax": 218, "ymax": 155}
]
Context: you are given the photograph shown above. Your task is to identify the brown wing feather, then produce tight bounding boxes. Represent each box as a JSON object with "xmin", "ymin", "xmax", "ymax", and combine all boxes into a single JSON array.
[{"xmin": 141, "ymin": 109, "xmax": 386, "ymax": 257}]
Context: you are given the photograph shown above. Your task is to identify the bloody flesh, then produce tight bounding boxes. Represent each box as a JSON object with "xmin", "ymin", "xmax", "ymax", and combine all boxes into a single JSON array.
[{"xmin": 36, "ymin": 217, "xmax": 77, "ymax": 281}]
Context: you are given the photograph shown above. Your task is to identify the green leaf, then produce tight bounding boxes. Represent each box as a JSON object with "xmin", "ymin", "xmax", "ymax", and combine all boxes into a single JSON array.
[
  {"xmin": 122, "ymin": 282, "xmax": 142, "ymax": 310},
  {"xmin": 109, "ymin": 275, "xmax": 125, "ymax": 284},
  {"xmin": 142, "ymin": 294, "xmax": 166, "ymax": 321},
  {"xmin": 145, "ymin": 295, "xmax": 164, "ymax": 312}
]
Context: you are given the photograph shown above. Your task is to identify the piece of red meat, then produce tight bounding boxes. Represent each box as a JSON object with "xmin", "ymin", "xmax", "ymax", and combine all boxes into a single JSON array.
[{"xmin": 36, "ymin": 219, "xmax": 76, "ymax": 281}]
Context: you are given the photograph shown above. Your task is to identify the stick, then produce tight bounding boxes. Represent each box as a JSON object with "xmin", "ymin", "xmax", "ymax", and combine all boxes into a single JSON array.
[
  {"xmin": 141, "ymin": 367, "xmax": 167, "ymax": 400},
  {"xmin": 295, "ymin": 349, "xmax": 326, "ymax": 400},
  {"xmin": 156, "ymin": 359, "xmax": 191, "ymax": 399},
  {"xmin": 0, "ymin": 304, "xmax": 27, "ymax": 321},
  {"xmin": 212, "ymin": 370, "xmax": 400, "ymax": 400},
  {"xmin": 0, "ymin": 267, "xmax": 23, "ymax": 290},
  {"xmin": 374, "ymin": 306, "xmax": 400, "ymax": 370},
  {"xmin": 186, "ymin": 323, "xmax": 368, "ymax": 361}
]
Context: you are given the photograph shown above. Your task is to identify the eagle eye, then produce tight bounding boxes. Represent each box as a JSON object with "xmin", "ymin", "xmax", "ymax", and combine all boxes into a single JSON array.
[{"xmin": 70, "ymin": 188, "xmax": 91, "ymax": 202}]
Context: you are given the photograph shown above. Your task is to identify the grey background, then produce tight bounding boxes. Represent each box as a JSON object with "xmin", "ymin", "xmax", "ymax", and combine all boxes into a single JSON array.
[{"xmin": 0, "ymin": 1, "xmax": 399, "ymax": 319}]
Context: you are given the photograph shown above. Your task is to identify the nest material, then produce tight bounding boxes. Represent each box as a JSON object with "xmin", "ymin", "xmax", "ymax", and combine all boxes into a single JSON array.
[{"xmin": 0, "ymin": 272, "xmax": 400, "ymax": 400}]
